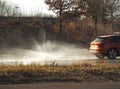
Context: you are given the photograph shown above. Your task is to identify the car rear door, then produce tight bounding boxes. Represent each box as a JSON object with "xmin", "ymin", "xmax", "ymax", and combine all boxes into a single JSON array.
[
  {"xmin": 118, "ymin": 36, "xmax": 120, "ymax": 55},
  {"xmin": 109, "ymin": 36, "xmax": 120, "ymax": 55}
]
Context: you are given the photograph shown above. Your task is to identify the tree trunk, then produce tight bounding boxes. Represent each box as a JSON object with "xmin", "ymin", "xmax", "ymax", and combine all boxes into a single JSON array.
[
  {"xmin": 59, "ymin": 0, "xmax": 62, "ymax": 35},
  {"xmin": 111, "ymin": 8, "xmax": 114, "ymax": 31},
  {"xmin": 94, "ymin": 21, "xmax": 97, "ymax": 37},
  {"xmin": 94, "ymin": 16, "xmax": 98, "ymax": 37}
]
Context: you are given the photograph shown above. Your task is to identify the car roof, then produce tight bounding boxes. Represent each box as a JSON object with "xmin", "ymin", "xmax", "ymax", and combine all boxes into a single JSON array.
[{"xmin": 98, "ymin": 35, "xmax": 120, "ymax": 38}]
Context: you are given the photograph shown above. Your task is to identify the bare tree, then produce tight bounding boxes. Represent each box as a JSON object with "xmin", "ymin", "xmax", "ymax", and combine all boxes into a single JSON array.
[
  {"xmin": 105, "ymin": 0, "xmax": 120, "ymax": 30},
  {"xmin": 45, "ymin": 0, "xmax": 86, "ymax": 35},
  {"xmin": 0, "ymin": 0, "xmax": 22, "ymax": 17},
  {"xmin": 45, "ymin": 0, "xmax": 70, "ymax": 35},
  {"xmin": 83, "ymin": 0, "xmax": 120, "ymax": 36},
  {"xmin": 85, "ymin": 0, "xmax": 103, "ymax": 36}
]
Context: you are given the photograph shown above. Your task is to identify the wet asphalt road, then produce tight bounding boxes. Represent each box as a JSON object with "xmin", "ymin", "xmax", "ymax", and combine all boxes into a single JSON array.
[
  {"xmin": 0, "ymin": 47, "xmax": 120, "ymax": 65},
  {"xmin": 0, "ymin": 83, "xmax": 120, "ymax": 89}
]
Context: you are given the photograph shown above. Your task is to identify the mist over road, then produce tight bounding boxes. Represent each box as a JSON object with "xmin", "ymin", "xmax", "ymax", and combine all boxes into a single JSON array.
[
  {"xmin": 0, "ymin": 41, "xmax": 96, "ymax": 65},
  {"xmin": 0, "ymin": 41, "xmax": 119, "ymax": 65}
]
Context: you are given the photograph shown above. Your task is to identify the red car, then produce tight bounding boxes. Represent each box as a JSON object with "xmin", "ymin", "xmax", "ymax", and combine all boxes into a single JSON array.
[{"xmin": 89, "ymin": 34, "xmax": 120, "ymax": 59}]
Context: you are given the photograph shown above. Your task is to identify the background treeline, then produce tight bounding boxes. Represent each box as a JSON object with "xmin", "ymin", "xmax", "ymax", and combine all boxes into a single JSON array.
[
  {"xmin": 45, "ymin": 0, "xmax": 120, "ymax": 36},
  {"xmin": 0, "ymin": 0, "xmax": 120, "ymax": 48}
]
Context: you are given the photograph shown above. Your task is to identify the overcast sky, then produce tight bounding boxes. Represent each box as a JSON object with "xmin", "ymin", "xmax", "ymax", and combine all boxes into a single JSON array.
[{"xmin": 5, "ymin": 0, "xmax": 55, "ymax": 16}]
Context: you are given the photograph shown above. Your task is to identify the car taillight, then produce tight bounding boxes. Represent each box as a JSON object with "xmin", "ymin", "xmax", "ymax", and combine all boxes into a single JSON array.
[
  {"xmin": 90, "ymin": 45, "xmax": 100, "ymax": 49},
  {"xmin": 90, "ymin": 43, "xmax": 105, "ymax": 50}
]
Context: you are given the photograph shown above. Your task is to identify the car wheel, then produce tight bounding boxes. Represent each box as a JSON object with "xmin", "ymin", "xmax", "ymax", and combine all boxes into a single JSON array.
[
  {"xmin": 96, "ymin": 54, "xmax": 105, "ymax": 59},
  {"xmin": 107, "ymin": 49, "xmax": 117, "ymax": 59}
]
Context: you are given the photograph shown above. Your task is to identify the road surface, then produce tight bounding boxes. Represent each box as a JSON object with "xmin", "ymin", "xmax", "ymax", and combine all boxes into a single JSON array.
[
  {"xmin": 0, "ymin": 43, "xmax": 120, "ymax": 65},
  {"xmin": 0, "ymin": 83, "xmax": 120, "ymax": 89}
]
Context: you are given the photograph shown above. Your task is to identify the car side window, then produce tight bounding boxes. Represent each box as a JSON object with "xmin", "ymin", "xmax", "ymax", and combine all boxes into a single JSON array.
[
  {"xmin": 119, "ymin": 37, "xmax": 120, "ymax": 42},
  {"xmin": 110, "ymin": 36, "xmax": 120, "ymax": 43}
]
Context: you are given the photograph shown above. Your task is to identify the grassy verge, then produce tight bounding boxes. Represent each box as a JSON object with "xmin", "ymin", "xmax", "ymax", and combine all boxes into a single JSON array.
[{"xmin": 0, "ymin": 63, "xmax": 120, "ymax": 84}]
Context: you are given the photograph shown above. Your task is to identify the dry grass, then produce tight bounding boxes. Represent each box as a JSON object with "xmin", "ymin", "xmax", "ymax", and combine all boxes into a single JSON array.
[{"xmin": 0, "ymin": 63, "xmax": 120, "ymax": 84}]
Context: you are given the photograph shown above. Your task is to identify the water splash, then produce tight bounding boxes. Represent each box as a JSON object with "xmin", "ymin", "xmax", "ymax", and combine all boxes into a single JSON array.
[{"xmin": 0, "ymin": 41, "xmax": 97, "ymax": 65}]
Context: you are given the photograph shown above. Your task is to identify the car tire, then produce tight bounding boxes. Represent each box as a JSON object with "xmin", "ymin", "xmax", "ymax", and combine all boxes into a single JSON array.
[
  {"xmin": 96, "ymin": 54, "xmax": 105, "ymax": 59},
  {"xmin": 107, "ymin": 48, "xmax": 117, "ymax": 59}
]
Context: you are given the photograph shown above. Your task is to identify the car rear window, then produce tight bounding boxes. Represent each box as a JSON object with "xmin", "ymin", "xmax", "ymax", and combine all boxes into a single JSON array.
[{"xmin": 93, "ymin": 37, "xmax": 105, "ymax": 42}]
